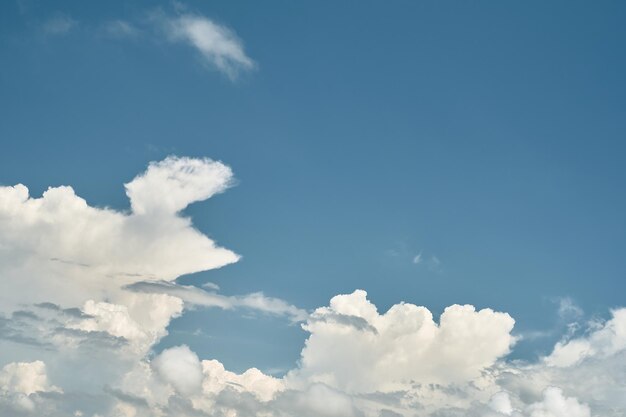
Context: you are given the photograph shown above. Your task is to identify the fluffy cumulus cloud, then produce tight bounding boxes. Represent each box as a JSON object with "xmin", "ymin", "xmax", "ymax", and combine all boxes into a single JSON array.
[
  {"xmin": 0, "ymin": 361, "xmax": 60, "ymax": 415},
  {"xmin": 125, "ymin": 156, "xmax": 234, "ymax": 215},
  {"xmin": 152, "ymin": 346, "xmax": 204, "ymax": 395},
  {"xmin": 0, "ymin": 156, "xmax": 304, "ymax": 415},
  {"xmin": 0, "ymin": 156, "xmax": 239, "ymax": 312},
  {"xmin": 102, "ymin": 291, "xmax": 625, "ymax": 417},
  {"xmin": 287, "ymin": 290, "xmax": 515, "ymax": 392},
  {"xmin": 0, "ymin": 361, "xmax": 59, "ymax": 396},
  {"xmin": 0, "ymin": 155, "xmax": 624, "ymax": 417}
]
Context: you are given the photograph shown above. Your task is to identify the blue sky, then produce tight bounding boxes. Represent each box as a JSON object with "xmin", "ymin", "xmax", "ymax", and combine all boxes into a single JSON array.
[{"xmin": 0, "ymin": 2, "xmax": 625, "ymax": 416}]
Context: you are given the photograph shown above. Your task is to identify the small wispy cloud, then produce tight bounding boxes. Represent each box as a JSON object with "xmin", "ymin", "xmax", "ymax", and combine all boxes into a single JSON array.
[
  {"xmin": 201, "ymin": 281, "xmax": 220, "ymax": 291},
  {"xmin": 386, "ymin": 245, "xmax": 442, "ymax": 272},
  {"xmin": 157, "ymin": 13, "xmax": 255, "ymax": 79},
  {"xmin": 126, "ymin": 280, "xmax": 308, "ymax": 323},
  {"xmin": 412, "ymin": 250, "xmax": 442, "ymax": 272},
  {"xmin": 516, "ymin": 329, "xmax": 554, "ymax": 342},
  {"xmin": 556, "ymin": 297, "xmax": 584, "ymax": 321},
  {"xmin": 516, "ymin": 297, "xmax": 588, "ymax": 347},
  {"xmin": 42, "ymin": 14, "xmax": 77, "ymax": 36},
  {"xmin": 102, "ymin": 20, "xmax": 140, "ymax": 39},
  {"xmin": 412, "ymin": 252, "xmax": 423, "ymax": 264},
  {"xmin": 34, "ymin": 6, "xmax": 254, "ymax": 81},
  {"xmin": 428, "ymin": 255, "xmax": 442, "ymax": 272}
]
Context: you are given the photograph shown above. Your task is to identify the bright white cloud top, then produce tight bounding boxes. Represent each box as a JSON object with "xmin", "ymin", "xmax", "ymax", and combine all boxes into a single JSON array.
[
  {"xmin": 0, "ymin": 156, "xmax": 239, "ymax": 311},
  {"xmin": 287, "ymin": 290, "xmax": 515, "ymax": 392},
  {"xmin": 0, "ymin": 156, "xmax": 624, "ymax": 416}
]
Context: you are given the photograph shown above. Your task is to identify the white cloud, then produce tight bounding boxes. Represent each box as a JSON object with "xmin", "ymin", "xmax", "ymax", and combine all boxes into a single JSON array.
[
  {"xmin": 526, "ymin": 387, "xmax": 590, "ymax": 417},
  {"xmin": 0, "ymin": 156, "xmax": 239, "ymax": 311},
  {"xmin": 104, "ymin": 290, "xmax": 610, "ymax": 417},
  {"xmin": 69, "ymin": 294, "xmax": 184, "ymax": 355},
  {"xmin": 159, "ymin": 13, "xmax": 255, "ymax": 79},
  {"xmin": 545, "ymin": 308, "xmax": 626, "ymax": 367},
  {"xmin": 287, "ymin": 383, "xmax": 358, "ymax": 417},
  {"xmin": 236, "ymin": 291, "xmax": 309, "ymax": 323},
  {"xmin": 0, "ymin": 156, "xmax": 242, "ymax": 413},
  {"xmin": 202, "ymin": 282, "xmax": 220, "ymax": 291},
  {"xmin": 200, "ymin": 359, "xmax": 284, "ymax": 402},
  {"xmin": 286, "ymin": 289, "xmax": 516, "ymax": 393},
  {"xmin": 409, "ymin": 250, "xmax": 442, "ymax": 270},
  {"xmin": 488, "ymin": 391, "xmax": 515, "ymax": 415},
  {"xmin": 152, "ymin": 345, "xmax": 203, "ymax": 395},
  {"xmin": 0, "ymin": 361, "xmax": 59, "ymax": 396},
  {"xmin": 0, "ymin": 361, "xmax": 61, "ymax": 416},
  {"xmin": 0, "ymin": 155, "xmax": 624, "ymax": 417},
  {"xmin": 494, "ymin": 309, "xmax": 626, "ymax": 417},
  {"xmin": 125, "ymin": 156, "xmax": 234, "ymax": 215},
  {"xmin": 412, "ymin": 252, "xmax": 422, "ymax": 264},
  {"xmin": 555, "ymin": 297, "xmax": 583, "ymax": 321}
]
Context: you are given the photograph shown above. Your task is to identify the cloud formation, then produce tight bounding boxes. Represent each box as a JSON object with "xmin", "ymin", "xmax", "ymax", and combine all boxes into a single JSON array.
[
  {"xmin": 152, "ymin": 345, "xmax": 204, "ymax": 395},
  {"xmin": 0, "ymin": 156, "xmax": 238, "ymax": 311},
  {"xmin": 0, "ymin": 361, "xmax": 60, "ymax": 415},
  {"xmin": 546, "ymin": 308, "xmax": 626, "ymax": 367},
  {"xmin": 0, "ymin": 155, "xmax": 624, "ymax": 417},
  {"xmin": 0, "ymin": 361, "xmax": 59, "ymax": 396},
  {"xmin": 485, "ymin": 388, "xmax": 590, "ymax": 417},
  {"xmin": 100, "ymin": 291, "xmax": 626, "ymax": 417},
  {"xmin": 287, "ymin": 290, "xmax": 515, "ymax": 392},
  {"xmin": 159, "ymin": 13, "xmax": 255, "ymax": 79}
]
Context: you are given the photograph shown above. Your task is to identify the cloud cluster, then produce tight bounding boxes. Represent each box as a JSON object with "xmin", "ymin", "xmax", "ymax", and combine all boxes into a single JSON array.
[
  {"xmin": 0, "ymin": 156, "xmax": 238, "ymax": 312},
  {"xmin": 0, "ymin": 156, "xmax": 309, "ymax": 415},
  {"xmin": 99, "ymin": 292, "xmax": 626, "ymax": 417},
  {"xmin": 0, "ymin": 156, "xmax": 624, "ymax": 417}
]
